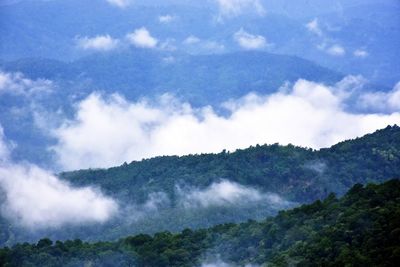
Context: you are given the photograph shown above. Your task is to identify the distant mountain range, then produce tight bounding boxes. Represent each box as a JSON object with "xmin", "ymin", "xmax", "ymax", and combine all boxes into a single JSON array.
[
  {"xmin": 0, "ymin": 50, "xmax": 345, "ymax": 167},
  {"xmin": 1, "ymin": 0, "xmax": 399, "ymax": 86},
  {"xmin": 0, "ymin": 51, "xmax": 344, "ymax": 104}
]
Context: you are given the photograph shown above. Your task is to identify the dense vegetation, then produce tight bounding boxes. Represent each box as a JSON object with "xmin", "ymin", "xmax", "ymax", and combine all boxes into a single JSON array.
[
  {"xmin": 1, "ymin": 179, "xmax": 399, "ymax": 267},
  {"xmin": 0, "ymin": 125, "xmax": 399, "ymax": 247},
  {"xmin": 63, "ymin": 125, "xmax": 400, "ymax": 203}
]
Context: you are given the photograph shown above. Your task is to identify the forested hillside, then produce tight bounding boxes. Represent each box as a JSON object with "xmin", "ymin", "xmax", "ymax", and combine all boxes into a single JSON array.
[
  {"xmin": 1, "ymin": 125, "xmax": 398, "ymax": 247},
  {"xmin": 1, "ymin": 179, "xmax": 399, "ymax": 267},
  {"xmin": 63, "ymin": 125, "xmax": 400, "ymax": 203}
]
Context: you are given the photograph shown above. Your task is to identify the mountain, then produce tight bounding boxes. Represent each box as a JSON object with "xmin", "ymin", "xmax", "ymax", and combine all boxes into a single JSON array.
[
  {"xmin": 0, "ymin": 50, "xmax": 343, "ymax": 167},
  {"xmin": 1, "ymin": 179, "xmax": 399, "ymax": 266},
  {"xmin": 1, "ymin": 0, "xmax": 399, "ymax": 86},
  {"xmin": 62, "ymin": 125, "xmax": 400, "ymax": 201},
  {"xmin": 0, "ymin": 51, "xmax": 344, "ymax": 105},
  {"xmin": 0, "ymin": 125, "xmax": 399, "ymax": 247}
]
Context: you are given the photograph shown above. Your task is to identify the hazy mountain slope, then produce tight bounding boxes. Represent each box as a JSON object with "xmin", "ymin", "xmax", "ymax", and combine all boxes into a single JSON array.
[
  {"xmin": 62, "ymin": 125, "xmax": 400, "ymax": 202},
  {"xmin": 0, "ymin": 125, "xmax": 398, "ymax": 248},
  {"xmin": 1, "ymin": 51, "xmax": 344, "ymax": 104},
  {"xmin": 5, "ymin": 125, "xmax": 399, "ymax": 245},
  {"xmin": 1, "ymin": 0, "xmax": 399, "ymax": 86},
  {"xmin": 1, "ymin": 179, "xmax": 399, "ymax": 267},
  {"xmin": 0, "ymin": 51, "xmax": 343, "ymax": 167}
]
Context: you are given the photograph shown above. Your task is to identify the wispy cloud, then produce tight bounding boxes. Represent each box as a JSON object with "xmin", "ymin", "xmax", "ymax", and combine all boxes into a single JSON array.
[
  {"xmin": 50, "ymin": 77, "xmax": 400, "ymax": 170},
  {"xmin": 76, "ymin": 35, "xmax": 120, "ymax": 51},
  {"xmin": 0, "ymin": 71, "xmax": 53, "ymax": 96},
  {"xmin": 353, "ymin": 49, "xmax": 369, "ymax": 58},
  {"xmin": 183, "ymin": 36, "xmax": 225, "ymax": 53},
  {"xmin": 106, "ymin": 0, "xmax": 131, "ymax": 8},
  {"xmin": 0, "ymin": 127, "xmax": 11, "ymax": 163},
  {"xmin": 358, "ymin": 82, "xmax": 400, "ymax": 113},
  {"xmin": 126, "ymin": 27, "xmax": 158, "ymax": 48},
  {"xmin": 215, "ymin": 0, "xmax": 266, "ymax": 18},
  {"xmin": 326, "ymin": 44, "xmax": 346, "ymax": 56},
  {"xmin": 306, "ymin": 18, "xmax": 323, "ymax": 36},
  {"xmin": 178, "ymin": 180, "xmax": 290, "ymax": 209},
  {"xmin": 183, "ymin": 35, "xmax": 201, "ymax": 45},
  {"xmin": 159, "ymin": 15, "xmax": 176, "ymax": 24},
  {"xmin": 305, "ymin": 18, "xmax": 348, "ymax": 57},
  {"xmin": 233, "ymin": 28, "xmax": 268, "ymax": 50}
]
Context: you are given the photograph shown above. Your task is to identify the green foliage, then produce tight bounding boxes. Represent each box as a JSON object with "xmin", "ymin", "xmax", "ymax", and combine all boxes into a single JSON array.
[
  {"xmin": 63, "ymin": 125, "xmax": 400, "ymax": 203},
  {"xmin": 1, "ymin": 180, "xmax": 399, "ymax": 267},
  {"xmin": 1, "ymin": 125, "xmax": 400, "ymax": 247}
]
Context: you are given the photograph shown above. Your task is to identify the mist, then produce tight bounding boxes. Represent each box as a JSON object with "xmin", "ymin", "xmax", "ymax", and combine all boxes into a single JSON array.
[
  {"xmin": 177, "ymin": 180, "xmax": 291, "ymax": 209},
  {"xmin": 0, "ymin": 124, "xmax": 119, "ymax": 229},
  {"xmin": 51, "ymin": 76, "xmax": 400, "ymax": 170}
]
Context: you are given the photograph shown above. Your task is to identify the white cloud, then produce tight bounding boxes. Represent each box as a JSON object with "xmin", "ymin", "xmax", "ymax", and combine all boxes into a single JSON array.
[
  {"xmin": 183, "ymin": 36, "xmax": 225, "ymax": 53},
  {"xmin": 0, "ymin": 163, "xmax": 118, "ymax": 229},
  {"xmin": 178, "ymin": 180, "xmax": 289, "ymax": 209},
  {"xmin": 201, "ymin": 258, "xmax": 259, "ymax": 267},
  {"xmin": 234, "ymin": 29, "xmax": 267, "ymax": 50},
  {"xmin": 123, "ymin": 191, "xmax": 170, "ymax": 222},
  {"xmin": 159, "ymin": 15, "xmax": 176, "ymax": 23},
  {"xmin": 126, "ymin": 27, "xmax": 158, "ymax": 48},
  {"xmin": 201, "ymin": 260, "xmax": 231, "ymax": 267},
  {"xmin": 306, "ymin": 18, "xmax": 322, "ymax": 36},
  {"xmin": 76, "ymin": 35, "xmax": 119, "ymax": 51},
  {"xmin": 0, "ymin": 127, "xmax": 11, "ymax": 162},
  {"xmin": 358, "ymin": 82, "xmax": 400, "ymax": 113},
  {"xmin": 0, "ymin": 71, "xmax": 53, "ymax": 96},
  {"xmin": 215, "ymin": 0, "xmax": 266, "ymax": 17},
  {"xmin": 202, "ymin": 41, "xmax": 225, "ymax": 53},
  {"xmin": 0, "ymin": 123, "xmax": 118, "ymax": 229},
  {"xmin": 50, "ymin": 77, "xmax": 400, "ymax": 170},
  {"xmin": 162, "ymin": 56, "xmax": 176, "ymax": 64},
  {"xmin": 183, "ymin": 35, "xmax": 201, "ymax": 45},
  {"xmin": 326, "ymin": 44, "xmax": 346, "ymax": 56},
  {"xmin": 353, "ymin": 49, "xmax": 369, "ymax": 58},
  {"xmin": 159, "ymin": 38, "xmax": 177, "ymax": 51},
  {"xmin": 106, "ymin": 0, "xmax": 131, "ymax": 8}
]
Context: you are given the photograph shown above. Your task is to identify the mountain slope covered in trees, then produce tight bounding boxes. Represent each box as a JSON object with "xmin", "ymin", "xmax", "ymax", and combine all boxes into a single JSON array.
[
  {"xmin": 1, "ymin": 179, "xmax": 399, "ymax": 266},
  {"xmin": 0, "ymin": 125, "xmax": 399, "ymax": 247},
  {"xmin": 63, "ymin": 125, "xmax": 400, "ymax": 202}
]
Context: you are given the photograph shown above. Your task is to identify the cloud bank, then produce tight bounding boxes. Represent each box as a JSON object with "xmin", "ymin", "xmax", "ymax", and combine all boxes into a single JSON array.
[
  {"xmin": 51, "ymin": 77, "xmax": 400, "ymax": 170},
  {"xmin": 234, "ymin": 29, "xmax": 267, "ymax": 50},
  {"xmin": 77, "ymin": 35, "xmax": 119, "ymax": 51},
  {"xmin": 0, "ymin": 164, "xmax": 118, "ymax": 229},
  {"xmin": 0, "ymin": 124, "xmax": 118, "ymax": 229},
  {"xmin": 126, "ymin": 27, "xmax": 158, "ymax": 48},
  {"xmin": 358, "ymin": 82, "xmax": 400, "ymax": 113}
]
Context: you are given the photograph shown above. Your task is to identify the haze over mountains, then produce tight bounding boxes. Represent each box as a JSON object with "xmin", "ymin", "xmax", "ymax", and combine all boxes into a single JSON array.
[
  {"xmin": 0, "ymin": 1, "xmax": 399, "ymax": 265},
  {"xmin": 0, "ymin": 0, "xmax": 399, "ymax": 170},
  {"xmin": 1, "ymin": 0, "xmax": 399, "ymax": 85},
  {"xmin": 1, "ymin": 126, "xmax": 400, "ymax": 247}
]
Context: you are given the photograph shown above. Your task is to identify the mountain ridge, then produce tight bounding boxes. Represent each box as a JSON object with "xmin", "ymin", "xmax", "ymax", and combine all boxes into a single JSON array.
[{"xmin": 1, "ymin": 179, "xmax": 399, "ymax": 266}]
